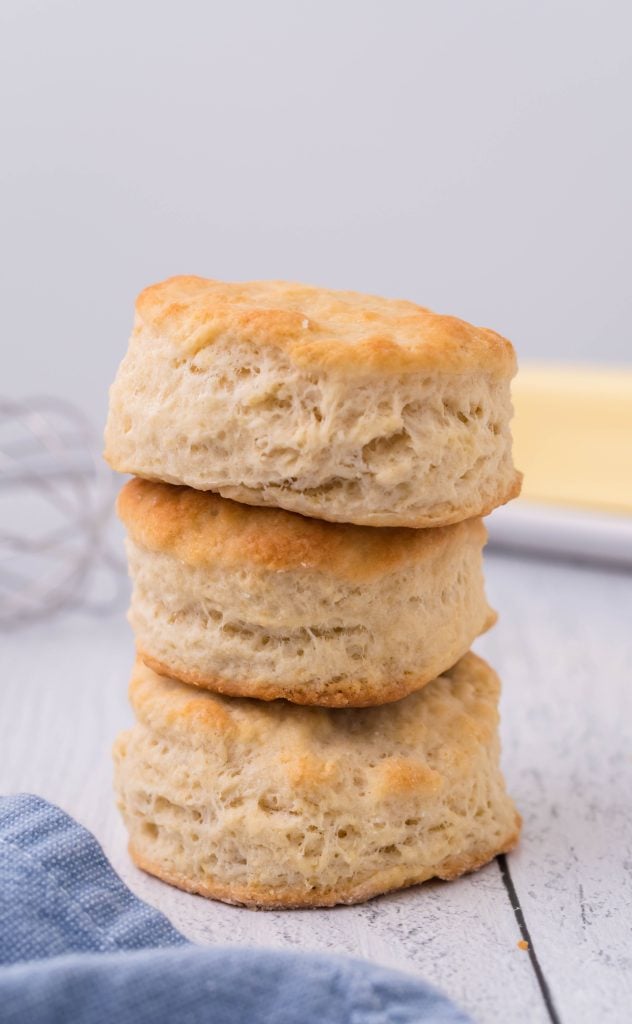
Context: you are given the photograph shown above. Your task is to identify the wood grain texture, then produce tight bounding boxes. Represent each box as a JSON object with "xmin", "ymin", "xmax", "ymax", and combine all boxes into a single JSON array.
[
  {"xmin": 1, "ymin": 550, "xmax": 630, "ymax": 1023},
  {"xmin": 477, "ymin": 554, "xmax": 632, "ymax": 1022}
]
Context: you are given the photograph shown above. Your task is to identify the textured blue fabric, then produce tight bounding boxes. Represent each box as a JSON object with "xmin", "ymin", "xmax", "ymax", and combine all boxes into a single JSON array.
[
  {"xmin": 0, "ymin": 794, "xmax": 472, "ymax": 1024},
  {"xmin": 0, "ymin": 793, "xmax": 186, "ymax": 960}
]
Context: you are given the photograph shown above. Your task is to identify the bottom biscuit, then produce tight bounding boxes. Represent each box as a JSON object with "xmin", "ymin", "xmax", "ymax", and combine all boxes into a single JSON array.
[
  {"xmin": 114, "ymin": 653, "xmax": 520, "ymax": 909},
  {"xmin": 129, "ymin": 824, "xmax": 520, "ymax": 909}
]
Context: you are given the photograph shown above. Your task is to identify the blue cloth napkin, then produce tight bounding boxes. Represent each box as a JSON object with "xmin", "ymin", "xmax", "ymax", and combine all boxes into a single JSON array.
[{"xmin": 0, "ymin": 794, "xmax": 472, "ymax": 1023}]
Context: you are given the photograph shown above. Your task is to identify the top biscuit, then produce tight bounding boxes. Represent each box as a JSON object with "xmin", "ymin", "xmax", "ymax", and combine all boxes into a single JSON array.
[{"xmin": 105, "ymin": 276, "xmax": 521, "ymax": 527}]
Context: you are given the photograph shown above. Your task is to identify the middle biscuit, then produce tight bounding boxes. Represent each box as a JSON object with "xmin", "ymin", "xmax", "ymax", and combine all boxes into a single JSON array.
[{"xmin": 118, "ymin": 478, "xmax": 495, "ymax": 707}]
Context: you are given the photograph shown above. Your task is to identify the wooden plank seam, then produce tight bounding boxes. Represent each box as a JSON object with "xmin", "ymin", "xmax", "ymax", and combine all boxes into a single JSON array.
[{"xmin": 497, "ymin": 855, "xmax": 562, "ymax": 1024}]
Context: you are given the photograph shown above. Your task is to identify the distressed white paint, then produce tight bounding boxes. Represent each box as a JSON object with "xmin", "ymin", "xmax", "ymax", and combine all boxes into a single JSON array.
[
  {"xmin": 1, "ymin": 551, "xmax": 630, "ymax": 1023},
  {"xmin": 477, "ymin": 554, "xmax": 632, "ymax": 1023}
]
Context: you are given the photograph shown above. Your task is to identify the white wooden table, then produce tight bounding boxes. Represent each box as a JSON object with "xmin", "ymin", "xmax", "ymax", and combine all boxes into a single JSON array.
[{"xmin": 1, "ymin": 550, "xmax": 630, "ymax": 1023}]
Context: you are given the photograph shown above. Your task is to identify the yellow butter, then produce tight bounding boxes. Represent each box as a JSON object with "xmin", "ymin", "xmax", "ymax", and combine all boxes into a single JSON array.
[{"xmin": 511, "ymin": 365, "xmax": 632, "ymax": 515}]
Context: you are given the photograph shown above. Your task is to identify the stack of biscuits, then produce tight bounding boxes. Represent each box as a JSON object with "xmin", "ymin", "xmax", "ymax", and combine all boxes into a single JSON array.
[{"xmin": 105, "ymin": 276, "xmax": 522, "ymax": 909}]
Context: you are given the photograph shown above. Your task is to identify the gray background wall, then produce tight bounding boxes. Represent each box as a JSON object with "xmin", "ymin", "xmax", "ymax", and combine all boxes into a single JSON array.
[{"xmin": 1, "ymin": 0, "xmax": 630, "ymax": 424}]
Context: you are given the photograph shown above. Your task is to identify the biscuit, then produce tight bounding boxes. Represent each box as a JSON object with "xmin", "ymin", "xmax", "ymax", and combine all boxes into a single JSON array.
[
  {"xmin": 105, "ymin": 276, "xmax": 521, "ymax": 527},
  {"xmin": 118, "ymin": 478, "xmax": 496, "ymax": 706},
  {"xmin": 113, "ymin": 653, "xmax": 520, "ymax": 909}
]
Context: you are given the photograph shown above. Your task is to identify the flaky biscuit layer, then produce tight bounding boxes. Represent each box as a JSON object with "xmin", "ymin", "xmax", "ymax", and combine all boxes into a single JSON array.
[
  {"xmin": 114, "ymin": 654, "xmax": 520, "ymax": 908},
  {"xmin": 120, "ymin": 480, "xmax": 495, "ymax": 705},
  {"xmin": 105, "ymin": 277, "xmax": 520, "ymax": 527}
]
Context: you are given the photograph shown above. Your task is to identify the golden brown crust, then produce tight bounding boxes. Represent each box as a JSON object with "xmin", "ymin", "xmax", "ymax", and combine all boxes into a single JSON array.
[
  {"xmin": 118, "ymin": 477, "xmax": 489, "ymax": 581},
  {"xmin": 134, "ymin": 275, "xmax": 517, "ymax": 377},
  {"xmin": 129, "ymin": 816, "xmax": 521, "ymax": 909}
]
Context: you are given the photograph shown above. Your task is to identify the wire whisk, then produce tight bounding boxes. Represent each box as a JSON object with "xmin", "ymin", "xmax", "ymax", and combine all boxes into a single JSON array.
[{"xmin": 0, "ymin": 396, "xmax": 126, "ymax": 627}]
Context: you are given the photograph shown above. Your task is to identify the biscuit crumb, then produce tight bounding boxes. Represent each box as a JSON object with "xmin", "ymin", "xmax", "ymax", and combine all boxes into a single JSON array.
[{"xmin": 517, "ymin": 939, "xmax": 529, "ymax": 951}]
